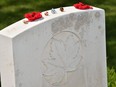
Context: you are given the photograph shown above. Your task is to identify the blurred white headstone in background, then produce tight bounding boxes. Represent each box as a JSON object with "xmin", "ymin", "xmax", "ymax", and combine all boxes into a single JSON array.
[{"xmin": 0, "ymin": 6, "xmax": 107, "ymax": 87}]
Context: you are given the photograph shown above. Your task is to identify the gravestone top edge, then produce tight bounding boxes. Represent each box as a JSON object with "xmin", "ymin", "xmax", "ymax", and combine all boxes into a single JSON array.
[{"xmin": 0, "ymin": 6, "xmax": 104, "ymax": 38}]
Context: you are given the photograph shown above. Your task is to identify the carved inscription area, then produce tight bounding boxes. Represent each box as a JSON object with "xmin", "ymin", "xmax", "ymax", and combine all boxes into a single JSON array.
[{"xmin": 42, "ymin": 31, "xmax": 82, "ymax": 86}]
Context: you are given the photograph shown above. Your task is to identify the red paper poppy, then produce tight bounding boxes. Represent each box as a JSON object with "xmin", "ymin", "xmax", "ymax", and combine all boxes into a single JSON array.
[
  {"xmin": 24, "ymin": 12, "xmax": 42, "ymax": 21},
  {"xmin": 73, "ymin": 2, "xmax": 93, "ymax": 10}
]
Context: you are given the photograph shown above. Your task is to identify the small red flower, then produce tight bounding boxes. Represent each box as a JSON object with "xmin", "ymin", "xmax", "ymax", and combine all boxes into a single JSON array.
[
  {"xmin": 24, "ymin": 12, "xmax": 42, "ymax": 21},
  {"xmin": 73, "ymin": 2, "xmax": 93, "ymax": 10}
]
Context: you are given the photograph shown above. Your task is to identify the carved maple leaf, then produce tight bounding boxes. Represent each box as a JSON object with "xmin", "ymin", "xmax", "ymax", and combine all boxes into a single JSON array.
[{"xmin": 42, "ymin": 33, "xmax": 82, "ymax": 86}]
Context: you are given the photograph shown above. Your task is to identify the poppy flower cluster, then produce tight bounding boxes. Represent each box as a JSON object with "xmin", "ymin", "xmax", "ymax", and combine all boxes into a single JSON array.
[
  {"xmin": 24, "ymin": 2, "xmax": 93, "ymax": 23},
  {"xmin": 73, "ymin": 2, "xmax": 93, "ymax": 10},
  {"xmin": 24, "ymin": 12, "xmax": 42, "ymax": 21}
]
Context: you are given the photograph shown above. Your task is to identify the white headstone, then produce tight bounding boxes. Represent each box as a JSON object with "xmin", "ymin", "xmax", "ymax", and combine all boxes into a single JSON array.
[{"xmin": 0, "ymin": 6, "xmax": 107, "ymax": 87}]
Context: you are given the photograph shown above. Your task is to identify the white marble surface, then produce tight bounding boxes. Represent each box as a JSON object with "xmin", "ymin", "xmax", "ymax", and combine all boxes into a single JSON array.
[{"xmin": 0, "ymin": 6, "xmax": 107, "ymax": 87}]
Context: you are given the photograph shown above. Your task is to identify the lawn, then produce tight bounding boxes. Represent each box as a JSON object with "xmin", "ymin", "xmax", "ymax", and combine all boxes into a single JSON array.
[{"xmin": 0, "ymin": 0, "xmax": 116, "ymax": 87}]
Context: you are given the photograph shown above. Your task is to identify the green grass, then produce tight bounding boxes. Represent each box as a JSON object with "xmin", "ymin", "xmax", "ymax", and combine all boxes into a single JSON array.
[
  {"xmin": 0, "ymin": 0, "xmax": 116, "ymax": 87},
  {"xmin": 108, "ymin": 67, "xmax": 116, "ymax": 87}
]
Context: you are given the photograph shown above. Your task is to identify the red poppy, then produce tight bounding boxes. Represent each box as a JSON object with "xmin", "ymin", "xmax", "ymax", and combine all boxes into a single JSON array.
[
  {"xmin": 24, "ymin": 12, "xmax": 42, "ymax": 21},
  {"xmin": 73, "ymin": 2, "xmax": 93, "ymax": 10}
]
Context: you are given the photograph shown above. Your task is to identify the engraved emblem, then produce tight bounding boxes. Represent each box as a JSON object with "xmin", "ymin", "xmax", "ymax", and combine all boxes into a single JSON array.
[{"xmin": 41, "ymin": 31, "xmax": 82, "ymax": 86}]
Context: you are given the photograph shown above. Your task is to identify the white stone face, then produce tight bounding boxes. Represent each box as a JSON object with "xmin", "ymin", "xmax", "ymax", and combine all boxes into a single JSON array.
[{"xmin": 0, "ymin": 6, "xmax": 107, "ymax": 87}]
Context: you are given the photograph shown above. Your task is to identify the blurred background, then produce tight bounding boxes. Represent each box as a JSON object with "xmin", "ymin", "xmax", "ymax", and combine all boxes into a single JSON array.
[{"xmin": 0, "ymin": 0, "xmax": 116, "ymax": 87}]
